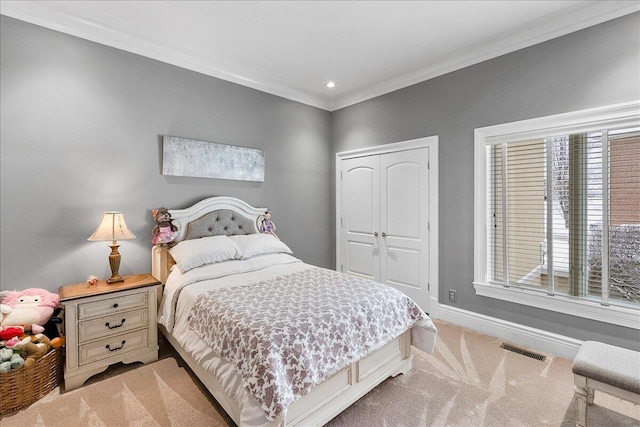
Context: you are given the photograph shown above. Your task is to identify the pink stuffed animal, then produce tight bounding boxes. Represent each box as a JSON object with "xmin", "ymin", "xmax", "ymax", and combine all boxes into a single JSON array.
[{"xmin": 0, "ymin": 288, "xmax": 60, "ymax": 334}]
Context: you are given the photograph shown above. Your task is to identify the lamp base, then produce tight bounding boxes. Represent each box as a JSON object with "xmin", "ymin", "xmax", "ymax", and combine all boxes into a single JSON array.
[
  {"xmin": 107, "ymin": 274, "xmax": 125, "ymax": 284},
  {"xmin": 107, "ymin": 244, "xmax": 124, "ymax": 284}
]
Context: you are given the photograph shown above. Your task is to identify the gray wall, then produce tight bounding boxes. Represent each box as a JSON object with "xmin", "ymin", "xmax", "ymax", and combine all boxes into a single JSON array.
[
  {"xmin": 2, "ymin": 12, "xmax": 639, "ymax": 349},
  {"xmin": 1, "ymin": 16, "xmax": 332, "ymax": 293},
  {"xmin": 332, "ymin": 13, "xmax": 640, "ymax": 349}
]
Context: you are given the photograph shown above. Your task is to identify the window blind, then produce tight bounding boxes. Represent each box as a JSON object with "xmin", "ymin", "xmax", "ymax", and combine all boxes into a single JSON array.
[{"xmin": 486, "ymin": 127, "xmax": 640, "ymax": 307}]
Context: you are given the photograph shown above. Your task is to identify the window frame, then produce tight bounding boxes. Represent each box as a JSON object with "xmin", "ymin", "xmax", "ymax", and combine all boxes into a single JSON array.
[{"xmin": 474, "ymin": 101, "xmax": 640, "ymax": 329}]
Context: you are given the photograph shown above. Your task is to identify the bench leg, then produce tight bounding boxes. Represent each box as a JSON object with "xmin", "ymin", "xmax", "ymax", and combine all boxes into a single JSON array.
[
  {"xmin": 574, "ymin": 375, "xmax": 593, "ymax": 427},
  {"xmin": 574, "ymin": 385, "xmax": 588, "ymax": 427}
]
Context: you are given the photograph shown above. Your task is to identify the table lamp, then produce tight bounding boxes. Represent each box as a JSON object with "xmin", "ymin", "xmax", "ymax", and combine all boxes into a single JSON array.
[{"xmin": 88, "ymin": 211, "xmax": 136, "ymax": 284}]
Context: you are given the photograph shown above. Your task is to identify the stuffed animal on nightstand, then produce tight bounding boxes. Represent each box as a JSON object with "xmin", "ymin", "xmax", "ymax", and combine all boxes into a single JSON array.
[{"xmin": 152, "ymin": 207, "xmax": 178, "ymax": 247}]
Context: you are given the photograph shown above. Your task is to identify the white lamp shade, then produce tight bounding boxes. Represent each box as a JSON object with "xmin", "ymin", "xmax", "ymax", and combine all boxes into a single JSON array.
[{"xmin": 88, "ymin": 211, "xmax": 136, "ymax": 242}]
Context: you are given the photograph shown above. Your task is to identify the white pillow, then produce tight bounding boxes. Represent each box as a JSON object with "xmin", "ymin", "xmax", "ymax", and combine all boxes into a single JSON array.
[
  {"xmin": 230, "ymin": 234, "xmax": 293, "ymax": 259},
  {"xmin": 169, "ymin": 235, "xmax": 241, "ymax": 272}
]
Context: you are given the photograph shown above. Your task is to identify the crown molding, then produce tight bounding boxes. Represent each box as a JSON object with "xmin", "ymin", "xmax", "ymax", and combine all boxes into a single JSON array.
[
  {"xmin": 0, "ymin": 1, "xmax": 332, "ymax": 111},
  {"xmin": 329, "ymin": 1, "xmax": 640, "ymax": 111},
  {"xmin": 2, "ymin": 1, "xmax": 638, "ymax": 112}
]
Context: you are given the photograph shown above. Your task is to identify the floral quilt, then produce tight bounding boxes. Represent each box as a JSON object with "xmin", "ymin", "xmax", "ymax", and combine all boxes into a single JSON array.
[{"xmin": 187, "ymin": 266, "xmax": 436, "ymax": 420}]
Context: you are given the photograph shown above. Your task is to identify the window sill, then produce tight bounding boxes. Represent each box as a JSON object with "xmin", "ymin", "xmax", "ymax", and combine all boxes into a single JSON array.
[{"xmin": 473, "ymin": 281, "xmax": 640, "ymax": 330}]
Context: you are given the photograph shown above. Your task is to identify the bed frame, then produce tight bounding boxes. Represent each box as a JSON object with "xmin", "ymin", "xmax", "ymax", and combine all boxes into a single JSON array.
[{"xmin": 152, "ymin": 196, "xmax": 414, "ymax": 426}]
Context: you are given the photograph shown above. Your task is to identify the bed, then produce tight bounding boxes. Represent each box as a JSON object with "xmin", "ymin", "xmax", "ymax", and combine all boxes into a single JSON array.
[{"xmin": 153, "ymin": 196, "xmax": 437, "ymax": 426}]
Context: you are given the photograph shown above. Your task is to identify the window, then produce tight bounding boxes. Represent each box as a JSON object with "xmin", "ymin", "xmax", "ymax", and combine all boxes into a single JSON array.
[{"xmin": 474, "ymin": 101, "xmax": 640, "ymax": 329}]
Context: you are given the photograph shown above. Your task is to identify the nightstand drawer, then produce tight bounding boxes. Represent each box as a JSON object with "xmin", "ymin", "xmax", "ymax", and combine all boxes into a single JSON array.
[
  {"xmin": 78, "ymin": 291, "xmax": 147, "ymax": 320},
  {"xmin": 79, "ymin": 329, "xmax": 149, "ymax": 366},
  {"xmin": 78, "ymin": 308, "xmax": 148, "ymax": 342}
]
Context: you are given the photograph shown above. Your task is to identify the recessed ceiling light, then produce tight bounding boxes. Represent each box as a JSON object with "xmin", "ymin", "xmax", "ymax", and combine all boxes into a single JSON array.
[{"xmin": 326, "ymin": 81, "xmax": 336, "ymax": 88}]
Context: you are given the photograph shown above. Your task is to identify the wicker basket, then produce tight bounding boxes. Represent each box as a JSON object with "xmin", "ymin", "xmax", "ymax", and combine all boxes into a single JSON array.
[{"xmin": 0, "ymin": 347, "xmax": 64, "ymax": 415}]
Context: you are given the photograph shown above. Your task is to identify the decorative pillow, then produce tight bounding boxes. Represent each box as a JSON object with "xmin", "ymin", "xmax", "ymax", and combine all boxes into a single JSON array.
[
  {"xmin": 230, "ymin": 234, "xmax": 293, "ymax": 259},
  {"xmin": 169, "ymin": 235, "xmax": 241, "ymax": 272}
]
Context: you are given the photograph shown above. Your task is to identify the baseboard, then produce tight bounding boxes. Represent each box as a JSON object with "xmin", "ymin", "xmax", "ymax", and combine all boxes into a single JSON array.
[
  {"xmin": 428, "ymin": 296, "xmax": 439, "ymax": 319},
  {"xmin": 436, "ymin": 304, "xmax": 583, "ymax": 360}
]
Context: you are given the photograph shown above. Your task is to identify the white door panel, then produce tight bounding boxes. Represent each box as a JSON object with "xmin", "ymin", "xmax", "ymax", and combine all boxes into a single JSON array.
[
  {"xmin": 385, "ymin": 246, "xmax": 421, "ymax": 289},
  {"xmin": 385, "ymin": 161, "xmax": 421, "ymax": 239},
  {"xmin": 346, "ymin": 241, "xmax": 376, "ymax": 279},
  {"xmin": 380, "ymin": 148, "xmax": 430, "ymax": 309},
  {"xmin": 347, "ymin": 167, "xmax": 376, "ymax": 234},
  {"xmin": 341, "ymin": 156, "xmax": 380, "ymax": 281}
]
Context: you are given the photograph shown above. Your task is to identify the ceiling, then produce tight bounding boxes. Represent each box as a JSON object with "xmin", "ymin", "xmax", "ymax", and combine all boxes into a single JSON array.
[{"xmin": 2, "ymin": 1, "xmax": 639, "ymax": 111}]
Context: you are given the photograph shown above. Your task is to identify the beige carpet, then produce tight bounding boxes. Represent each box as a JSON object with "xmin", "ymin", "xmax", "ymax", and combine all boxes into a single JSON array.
[
  {"xmin": 1, "ymin": 320, "xmax": 638, "ymax": 426},
  {"xmin": 329, "ymin": 321, "xmax": 639, "ymax": 427},
  {"xmin": 0, "ymin": 355, "xmax": 231, "ymax": 426}
]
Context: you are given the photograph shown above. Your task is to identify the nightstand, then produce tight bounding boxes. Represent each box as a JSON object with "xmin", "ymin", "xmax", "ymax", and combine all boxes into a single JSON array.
[{"xmin": 58, "ymin": 273, "xmax": 161, "ymax": 391}]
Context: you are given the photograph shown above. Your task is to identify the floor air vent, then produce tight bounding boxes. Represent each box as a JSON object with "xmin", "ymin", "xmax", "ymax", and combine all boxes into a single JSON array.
[{"xmin": 500, "ymin": 343, "xmax": 546, "ymax": 361}]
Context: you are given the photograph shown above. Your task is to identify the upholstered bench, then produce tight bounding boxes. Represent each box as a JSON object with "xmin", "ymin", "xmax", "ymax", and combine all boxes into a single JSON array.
[{"xmin": 572, "ymin": 341, "xmax": 640, "ymax": 427}]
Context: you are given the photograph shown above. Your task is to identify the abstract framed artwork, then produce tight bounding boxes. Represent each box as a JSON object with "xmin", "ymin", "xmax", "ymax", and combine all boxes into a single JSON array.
[{"xmin": 162, "ymin": 136, "xmax": 265, "ymax": 182}]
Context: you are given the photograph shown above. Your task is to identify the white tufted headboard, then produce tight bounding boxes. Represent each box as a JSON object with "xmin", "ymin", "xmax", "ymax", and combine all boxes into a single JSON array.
[{"xmin": 151, "ymin": 196, "xmax": 267, "ymax": 283}]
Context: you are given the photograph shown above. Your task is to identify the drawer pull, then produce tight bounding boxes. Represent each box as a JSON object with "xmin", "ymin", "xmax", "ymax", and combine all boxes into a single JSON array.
[
  {"xmin": 105, "ymin": 319, "xmax": 126, "ymax": 329},
  {"xmin": 106, "ymin": 340, "xmax": 126, "ymax": 352},
  {"xmin": 112, "ymin": 303, "xmax": 119, "ymax": 308}
]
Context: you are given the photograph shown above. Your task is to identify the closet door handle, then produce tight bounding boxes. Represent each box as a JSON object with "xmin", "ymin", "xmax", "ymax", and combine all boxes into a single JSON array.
[
  {"xmin": 373, "ymin": 231, "xmax": 379, "ymax": 237},
  {"xmin": 381, "ymin": 232, "xmax": 387, "ymax": 237}
]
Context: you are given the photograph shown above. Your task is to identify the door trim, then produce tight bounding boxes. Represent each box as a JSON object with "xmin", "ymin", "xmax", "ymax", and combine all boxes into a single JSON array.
[{"xmin": 336, "ymin": 136, "xmax": 439, "ymax": 317}]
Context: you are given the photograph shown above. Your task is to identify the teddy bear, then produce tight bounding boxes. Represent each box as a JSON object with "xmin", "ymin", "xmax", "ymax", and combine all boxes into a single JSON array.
[
  {"xmin": 151, "ymin": 207, "xmax": 178, "ymax": 247},
  {"xmin": 1, "ymin": 288, "xmax": 60, "ymax": 334},
  {"xmin": 259, "ymin": 211, "xmax": 278, "ymax": 239},
  {"xmin": 20, "ymin": 334, "xmax": 51, "ymax": 369}
]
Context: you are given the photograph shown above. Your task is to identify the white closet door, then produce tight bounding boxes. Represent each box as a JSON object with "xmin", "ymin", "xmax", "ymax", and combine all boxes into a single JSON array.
[
  {"xmin": 380, "ymin": 148, "xmax": 430, "ymax": 310},
  {"xmin": 339, "ymin": 147, "xmax": 431, "ymax": 312},
  {"xmin": 340, "ymin": 156, "xmax": 380, "ymax": 280}
]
